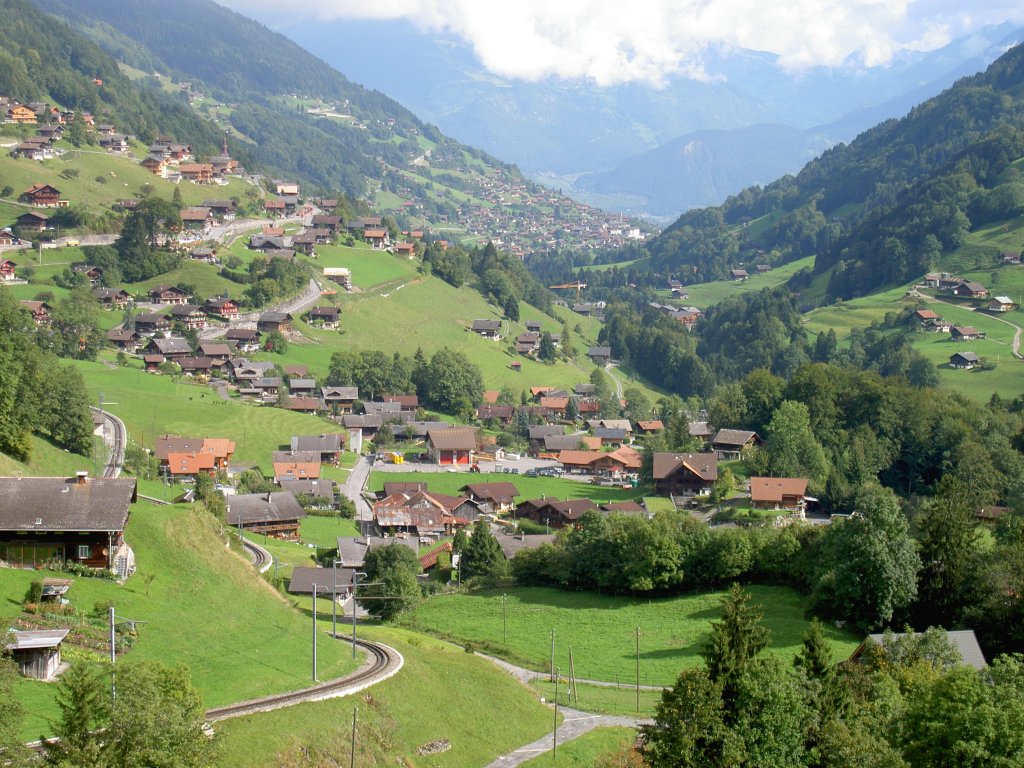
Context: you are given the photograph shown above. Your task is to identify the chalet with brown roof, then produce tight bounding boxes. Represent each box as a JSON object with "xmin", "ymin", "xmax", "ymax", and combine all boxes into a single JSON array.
[
  {"xmin": 322, "ymin": 386, "xmax": 359, "ymax": 414},
  {"xmin": 311, "ymin": 214, "xmax": 341, "ymax": 231},
  {"xmin": 540, "ymin": 396, "xmax": 570, "ymax": 417},
  {"xmin": 197, "ymin": 341, "xmax": 232, "ymax": 362},
  {"xmin": 652, "ymin": 452, "xmax": 718, "ymax": 497},
  {"xmin": 0, "ymin": 259, "xmax": 17, "ymax": 281},
  {"xmin": 730, "ymin": 269, "xmax": 749, "ymax": 280},
  {"xmin": 587, "ymin": 346, "xmax": 612, "ymax": 365},
  {"xmin": 257, "ymin": 312, "xmax": 292, "ymax": 333},
  {"xmin": 106, "ymin": 328, "xmax": 142, "ymax": 352},
  {"xmin": 20, "ymin": 300, "xmax": 51, "ymax": 325},
  {"xmin": 427, "ymin": 427, "xmax": 477, "ymax": 465},
  {"xmin": 382, "ymin": 394, "xmax": 419, "ymax": 411},
  {"xmin": 364, "ymin": 228, "xmax": 389, "ymax": 249},
  {"xmin": 307, "ymin": 306, "xmax": 340, "ymax": 328},
  {"xmin": 949, "ymin": 351, "xmax": 980, "ymax": 370},
  {"xmin": 7, "ymin": 104, "xmax": 37, "ymax": 124},
  {"xmin": 273, "ymin": 459, "xmax": 322, "ymax": 481},
  {"xmin": 477, "ymin": 404, "xmax": 514, "ymax": 424},
  {"xmin": 951, "ymin": 326, "xmax": 982, "ymax": 341},
  {"xmin": 557, "ymin": 446, "xmax": 642, "ymax": 475},
  {"xmin": 0, "ymin": 474, "xmax": 137, "ymax": 571},
  {"xmin": 144, "ymin": 337, "xmax": 192, "ymax": 360},
  {"xmin": 141, "ymin": 154, "xmax": 172, "ymax": 177},
  {"xmin": 149, "ymin": 285, "xmax": 189, "ymax": 305},
  {"xmin": 168, "ymin": 304, "xmax": 207, "ymax": 329},
  {"xmin": 954, "ymin": 281, "xmax": 988, "ymax": 299},
  {"xmin": 203, "ymin": 296, "xmax": 238, "ymax": 319},
  {"xmin": 471, "ymin": 319, "xmax": 502, "ymax": 339},
  {"xmin": 20, "ymin": 184, "xmax": 63, "ymax": 207},
  {"xmin": 143, "ymin": 354, "xmax": 165, "ymax": 372},
  {"xmin": 749, "ymin": 477, "xmax": 809, "ymax": 511},
  {"xmin": 264, "ymin": 199, "xmax": 286, "ymax": 215},
  {"xmin": 178, "ymin": 357, "xmax": 214, "ymax": 377},
  {"xmin": 395, "ymin": 241, "xmax": 416, "ymax": 257},
  {"xmin": 179, "ymin": 163, "xmax": 214, "ymax": 183},
  {"xmin": 458, "ymin": 482, "xmax": 520, "ymax": 515},
  {"xmin": 132, "ymin": 312, "xmax": 171, "ymax": 336},
  {"xmin": 710, "ymin": 429, "xmax": 761, "ymax": 460},
  {"xmin": 516, "ymin": 498, "xmax": 597, "ymax": 529},
  {"xmin": 544, "ymin": 434, "xmax": 601, "ymax": 452},
  {"xmin": 16, "ymin": 210, "xmax": 49, "ymax": 231},
  {"xmin": 225, "ymin": 328, "xmax": 261, "ymax": 351},
  {"xmin": 988, "ymin": 296, "xmax": 1016, "ymax": 313},
  {"xmin": 92, "ymin": 287, "xmax": 131, "ymax": 308},
  {"xmin": 635, "ymin": 420, "xmax": 664, "ymax": 435},
  {"xmin": 227, "ymin": 492, "xmax": 306, "ymax": 539}
]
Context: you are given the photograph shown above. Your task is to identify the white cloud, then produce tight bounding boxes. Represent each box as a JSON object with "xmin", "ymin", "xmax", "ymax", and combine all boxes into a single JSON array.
[{"xmin": 223, "ymin": 0, "xmax": 1024, "ymax": 85}]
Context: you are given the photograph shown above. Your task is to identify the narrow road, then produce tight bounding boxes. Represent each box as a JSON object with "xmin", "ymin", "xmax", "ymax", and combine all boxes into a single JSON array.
[
  {"xmin": 481, "ymin": 653, "xmax": 666, "ymax": 691},
  {"xmin": 929, "ymin": 296, "xmax": 1024, "ymax": 359},
  {"xmin": 484, "ymin": 708, "xmax": 648, "ymax": 767},
  {"xmin": 606, "ymin": 362, "xmax": 625, "ymax": 398},
  {"xmin": 340, "ymin": 455, "xmax": 375, "ymax": 533}
]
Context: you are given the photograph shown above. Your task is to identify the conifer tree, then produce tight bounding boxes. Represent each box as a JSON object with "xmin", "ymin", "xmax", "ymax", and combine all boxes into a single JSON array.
[{"xmin": 702, "ymin": 583, "xmax": 771, "ymax": 711}]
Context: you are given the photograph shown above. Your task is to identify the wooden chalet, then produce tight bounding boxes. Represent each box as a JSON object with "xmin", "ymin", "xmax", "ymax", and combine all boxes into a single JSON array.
[
  {"xmin": 652, "ymin": 452, "xmax": 718, "ymax": 497},
  {"xmin": 322, "ymin": 386, "xmax": 359, "ymax": 414},
  {"xmin": 257, "ymin": 311, "xmax": 292, "ymax": 333},
  {"xmin": 515, "ymin": 498, "xmax": 596, "ymax": 529},
  {"xmin": 749, "ymin": 477, "xmax": 809, "ymax": 511},
  {"xmin": 20, "ymin": 184, "xmax": 63, "ymax": 207},
  {"xmin": 954, "ymin": 281, "xmax": 988, "ymax": 299},
  {"xmin": 132, "ymin": 312, "xmax": 171, "ymax": 336},
  {"xmin": 168, "ymin": 304, "xmax": 207, "ymax": 329},
  {"xmin": 587, "ymin": 346, "xmax": 612, "ymax": 365},
  {"xmin": 227, "ymin": 492, "xmax": 306, "ymax": 539},
  {"xmin": 144, "ymin": 337, "xmax": 192, "ymax": 360},
  {"xmin": 950, "ymin": 351, "xmax": 980, "ymax": 370},
  {"xmin": 471, "ymin": 319, "xmax": 501, "ymax": 339},
  {"xmin": 307, "ymin": 306, "xmax": 340, "ymax": 328},
  {"xmin": 204, "ymin": 296, "xmax": 239, "ymax": 319},
  {"xmin": 16, "ymin": 210, "xmax": 49, "ymax": 232},
  {"xmin": 0, "ymin": 474, "xmax": 137, "ymax": 571},
  {"xmin": 92, "ymin": 287, "xmax": 132, "ymax": 308},
  {"xmin": 458, "ymin": 482, "xmax": 520, "ymax": 515},
  {"xmin": 6, "ymin": 629, "xmax": 69, "ymax": 680},
  {"xmin": 951, "ymin": 326, "xmax": 982, "ymax": 341},
  {"xmin": 178, "ymin": 163, "xmax": 214, "ymax": 183},
  {"xmin": 106, "ymin": 328, "xmax": 142, "ymax": 352},
  {"xmin": 710, "ymin": 429, "xmax": 761, "ymax": 460},
  {"xmin": 20, "ymin": 299, "xmax": 51, "ymax": 325},
  {"xmin": 149, "ymin": 284, "xmax": 190, "ymax": 305}
]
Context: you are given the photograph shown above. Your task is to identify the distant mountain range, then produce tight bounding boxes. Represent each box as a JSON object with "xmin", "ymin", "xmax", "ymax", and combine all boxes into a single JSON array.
[{"xmin": 269, "ymin": 17, "xmax": 1024, "ymax": 219}]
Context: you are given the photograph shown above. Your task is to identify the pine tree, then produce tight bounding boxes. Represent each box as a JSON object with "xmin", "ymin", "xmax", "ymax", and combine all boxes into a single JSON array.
[
  {"xmin": 43, "ymin": 664, "xmax": 109, "ymax": 767},
  {"xmin": 702, "ymin": 583, "xmax": 771, "ymax": 712},
  {"xmin": 461, "ymin": 520, "xmax": 505, "ymax": 579},
  {"xmin": 503, "ymin": 293, "xmax": 519, "ymax": 322},
  {"xmin": 793, "ymin": 618, "xmax": 834, "ymax": 681},
  {"xmin": 171, "ymin": 185, "xmax": 184, "ymax": 209}
]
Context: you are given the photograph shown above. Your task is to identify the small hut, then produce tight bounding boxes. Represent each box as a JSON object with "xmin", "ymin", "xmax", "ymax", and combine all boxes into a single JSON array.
[{"xmin": 6, "ymin": 629, "xmax": 69, "ymax": 680}]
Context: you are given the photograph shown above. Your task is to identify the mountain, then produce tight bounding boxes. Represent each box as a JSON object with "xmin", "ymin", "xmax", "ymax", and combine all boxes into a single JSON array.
[
  {"xmin": 30, "ymin": 0, "xmax": 638, "ymax": 254},
  {"xmin": 271, "ymin": 16, "xmax": 1023, "ymax": 215},
  {"xmin": 644, "ymin": 41, "xmax": 1024, "ymax": 300}
]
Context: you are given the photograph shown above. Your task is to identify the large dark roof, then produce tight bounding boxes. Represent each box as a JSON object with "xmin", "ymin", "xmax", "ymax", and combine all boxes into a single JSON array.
[
  {"xmin": 652, "ymin": 452, "xmax": 718, "ymax": 481},
  {"xmin": 287, "ymin": 566, "xmax": 356, "ymax": 595},
  {"xmin": 226, "ymin": 492, "xmax": 306, "ymax": 525},
  {"xmin": 0, "ymin": 476, "xmax": 136, "ymax": 532}
]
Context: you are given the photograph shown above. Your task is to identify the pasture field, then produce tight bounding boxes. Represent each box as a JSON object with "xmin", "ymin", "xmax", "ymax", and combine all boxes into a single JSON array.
[
  {"xmin": 680, "ymin": 255, "xmax": 815, "ymax": 310},
  {"xmin": 214, "ymin": 626, "xmax": 558, "ymax": 768},
  {"xmin": 400, "ymin": 586, "xmax": 860, "ymax": 686},
  {"xmin": 367, "ymin": 470, "xmax": 640, "ymax": 506},
  {"xmin": 3, "ymin": 500, "xmax": 360, "ymax": 740},
  {"xmin": 518, "ymin": 727, "xmax": 638, "ymax": 768},
  {"xmin": 75, "ymin": 360, "xmax": 338, "ymax": 471}
]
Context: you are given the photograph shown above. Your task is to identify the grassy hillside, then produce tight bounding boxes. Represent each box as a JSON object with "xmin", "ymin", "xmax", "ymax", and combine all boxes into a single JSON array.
[
  {"xmin": 674, "ymin": 255, "xmax": 815, "ymax": 310},
  {"xmin": 400, "ymin": 586, "xmax": 860, "ymax": 686},
  {"xmin": 368, "ymin": 471, "xmax": 640, "ymax": 506},
  {"xmin": 214, "ymin": 626, "xmax": 558, "ymax": 768},
  {"xmin": 2, "ymin": 500, "xmax": 360, "ymax": 740}
]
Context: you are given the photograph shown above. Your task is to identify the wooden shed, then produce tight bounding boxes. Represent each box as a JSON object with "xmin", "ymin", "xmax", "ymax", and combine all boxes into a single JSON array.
[{"xmin": 6, "ymin": 629, "xmax": 69, "ymax": 680}]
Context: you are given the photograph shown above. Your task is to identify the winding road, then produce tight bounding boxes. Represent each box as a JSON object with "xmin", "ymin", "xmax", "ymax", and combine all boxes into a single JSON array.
[{"xmin": 929, "ymin": 296, "xmax": 1024, "ymax": 359}]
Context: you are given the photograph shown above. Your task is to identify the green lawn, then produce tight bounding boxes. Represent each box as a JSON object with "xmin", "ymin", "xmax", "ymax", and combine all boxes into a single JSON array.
[
  {"xmin": 75, "ymin": 360, "xmax": 341, "ymax": 471},
  {"xmin": 314, "ymin": 242, "xmax": 419, "ymax": 290},
  {"xmin": 680, "ymin": 256, "xmax": 815, "ymax": 310},
  {"xmin": 4, "ymin": 500, "xmax": 360, "ymax": 740},
  {"xmin": 0, "ymin": 434, "xmax": 100, "ymax": 478},
  {"xmin": 213, "ymin": 625, "xmax": 558, "ymax": 768},
  {"xmin": 532, "ymin": 678, "xmax": 662, "ymax": 717},
  {"xmin": 299, "ymin": 515, "xmax": 360, "ymax": 548},
  {"xmin": 518, "ymin": 727, "xmax": 638, "ymax": 768},
  {"xmin": 400, "ymin": 586, "xmax": 860, "ymax": 686},
  {"xmin": 368, "ymin": 471, "xmax": 640, "ymax": 505}
]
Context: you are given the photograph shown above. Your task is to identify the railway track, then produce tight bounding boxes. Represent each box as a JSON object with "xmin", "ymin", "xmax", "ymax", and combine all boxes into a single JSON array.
[
  {"xmin": 205, "ymin": 637, "xmax": 403, "ymax": 721},
  {"xmin": 240, "ymin": 536, "xmax": 273, "ymax": 573},
  {"xmin": 90, "ymin": 406, "xmax": 126, "ymax": 478}
]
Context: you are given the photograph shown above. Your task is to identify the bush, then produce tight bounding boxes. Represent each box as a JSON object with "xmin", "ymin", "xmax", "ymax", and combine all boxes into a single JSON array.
[
  {"xmin": 95, "ymin": 175, "xmax": 107, "ymax": 184},
  {"xmin": 23, "ymin": 580, "xmax": 44, "ymax": 606}
]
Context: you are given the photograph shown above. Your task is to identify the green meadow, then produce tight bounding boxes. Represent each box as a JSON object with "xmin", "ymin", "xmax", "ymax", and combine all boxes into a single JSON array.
[
  {"xmin": 2, "ymin": 500, "xmax": 360, "ymax": 740},
  {"xmin": 400, "ymin": 586, "xmax": 860, "ymax": 686}
]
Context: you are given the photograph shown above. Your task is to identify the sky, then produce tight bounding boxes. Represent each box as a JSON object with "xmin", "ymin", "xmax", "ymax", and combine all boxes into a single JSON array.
[{"xmin": 222, "ymin": 0, "xmax": 1024, "ymax": 86}]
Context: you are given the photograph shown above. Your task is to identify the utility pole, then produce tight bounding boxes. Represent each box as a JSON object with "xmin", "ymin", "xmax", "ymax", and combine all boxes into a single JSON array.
[
  {"xmin": 635, "ymin": 626, "xmax": 640, "ymax": 713},
  {"xmin": 332, "ymin": 559, "xmax": 339, "ymax": 638},
  {"xmin": 553, "ymin": 666, "xmax": 559, "ymax": 761},
  {"xmin": 109, "ymin": 605, "xmax": 116, "ymax": 702},
  {"xmin": 312, "ymin": 583, "xmax": 318, "ymax": 682},
  {"xmin": 550, "ymin": 628, "xmax": 556, "ymax": 682},
  {"xmin": 501, "ymin": 593, "xmax": 507, "ymax": 644},
  {"xmin": 350, "ymin": 707, "xmax": 358, "ymax": 768},
  {"xmin": 351, "ymin": 571, "xmax": 366, "ymax": 659}
]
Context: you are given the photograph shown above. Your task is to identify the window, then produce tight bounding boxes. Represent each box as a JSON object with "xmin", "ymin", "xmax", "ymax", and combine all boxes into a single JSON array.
[{"xmin": 77, "ymin": 545, "xmax": 91, "ymax": 560}]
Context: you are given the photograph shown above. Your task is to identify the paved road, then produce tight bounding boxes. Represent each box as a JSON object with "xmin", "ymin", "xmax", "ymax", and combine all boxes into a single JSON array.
[
  {"xmin": 484, "ymin": 708, "xmax": 648, "ymax": 767},
  {"xmin": 340, "ymin": 455, "xmax": 375, "ymax": 531}
]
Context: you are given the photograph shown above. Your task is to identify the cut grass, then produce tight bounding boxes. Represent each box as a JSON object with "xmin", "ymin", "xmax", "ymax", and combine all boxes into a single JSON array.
[
  {"xmin": 4, "ymin": 499, "xmax": 360, "ymax": 740},
  {"xmin": 299, "ymin": 514, "xmax": 360, "ymax": 548},
  {"xmin": 368, "ymin": 470, "xmax": 640, "ymax": 505},
  {"xmin": 213, "ymin": 625, "xmax": 559, "ymax": 768},
  {"xmin": 518, "ymin": 726, "xmax": 638, "ymax": 768},
  {"xmin": 400, "ymin": 586, "xmax": 860, "ymax": 686},
  {"xmin": 532, "ymin": 678, "xmax": 662, "ymax": 717},
  {"xmin": 679, "ymin": 256, "xmax": 815, "ymax": 310}
]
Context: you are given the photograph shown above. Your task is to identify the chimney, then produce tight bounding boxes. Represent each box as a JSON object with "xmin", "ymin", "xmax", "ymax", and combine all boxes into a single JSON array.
[{"xmin": 76, "ymin": 471, "xmax": 89, "ymax": 485}]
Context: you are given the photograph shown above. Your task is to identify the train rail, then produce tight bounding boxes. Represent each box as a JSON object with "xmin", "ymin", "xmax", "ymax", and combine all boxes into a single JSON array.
[
  {"xmin": 205, "ymin": 637, "xmax": 403, "ymax": 721},
  {"xmin": 90, "ymin": 406, "xmax": 126, "ymax": 478},
  {"xmin": 240, "ymin": 536, "xmax": 273, "ymax": 573}
]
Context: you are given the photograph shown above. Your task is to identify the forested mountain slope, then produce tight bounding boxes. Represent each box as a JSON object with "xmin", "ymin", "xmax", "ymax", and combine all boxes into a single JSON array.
[{"xmin": 645, "ymin": 42, "xmax": 1024, "ymax": 300}]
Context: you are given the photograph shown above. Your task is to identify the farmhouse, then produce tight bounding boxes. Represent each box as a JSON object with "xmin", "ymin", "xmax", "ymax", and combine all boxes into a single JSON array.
[
  {"xmin": 372, "ymin": 491, "xmax": 465, "ymax": 537},
  {"xmin": 272, "ymin": 459, "xmax": 321, "ymax": 481},
  {"xmin": 20, "ymin": 299, "xmax": 52, "ymax": 325},
  {"xmin": 951, "ymin": 326, "xmax": 982, "ymax": 341},
  {"xmin": 587, "ymin": 346, "xmax": 612, "ymax": 365},
  {"xmin": 155, "ymin": 436, "xmax": 234, "ymax": 471},
  {"xmin": 710, "ymin": 429, "xmax": 760, "ymax": 460},
  {"xmin": 290, "ymin": 434, "xmax": 344, "ymax": 463},
  {"xmin": 0, "ymin": 474, "xmax": 137, "ymax": 572},
  {"xmin": 307, "ymin": 306, "xmax": 341, "ymax": 328},
  {"xmin": 20, "ymin": 184, "xmax": 63, "ymax": 207},
  {"xmin": 278, "ymin": 479, "xmax": 337, "ymax": 509},
  {"xmin": 149, "ymin": 285, "xmax": 190, "ymax": 305},
  {"xmin": 652, "ymin": 452, "xmax": 718, "ymax": 497},
  {"xmin": 203, "ymin": 296, "xmax": 239, "ymax": 319},
  {"xmin": 257, "ymin": 311, "xmax": 292, "ymax": 333},
  {"xmin": 335, "ymin": 536, "xmax": 418, "ymax": 569},
  {"xmin": 949, "ymin": 351, "xmax": 980, "ymax": 370},
  {"xmin": 92, "ymin": 287, "xmax": 132, "ymax": 308},
  {"xmin": 426, "ymin": 427, "xmax": 477, "ymax": 465},
  {"xmin": 749, "ymin": 477, "xmax": 809, "ymax": 511},
  {"xmin": 848, "ymin": 630, "xmax": 986, "ymax": 670},
  {"xmin": 16, "ymin": 210, "xmax": 49, "ymax": 231},
  {"xmin": 988, "ymin": 296, "xmax": 1016, "ymax": 312},
  {"xmin": 515, "ymin": 498, "xmax": 597, "ymax": 529},
  {"xmin": 458, "ymin": 482, "xmax": 520, "ymax": 515},
  {"xmin": 225, "ymin": 328, "xmax": 261, "ymax": 352},
  {"xmin": 226, "ymin": 492, "xmax": 306, "ymax": 539},
  {"xmin": 132, "ymin": 312, "xmax": 171, "ymax": 336},
  {"xmin": 471, "ymin": 319, "xmax": 501, "ymax": 339},
  {"xmin": 322, "ymin": 386, "xmax": 359, "ymax": 414},
  {"xmin": 168, "ymin": 304, "xmax": 207, "ymax": 329},
  {"xmin": 954, "ymin": 281, "xmax": 988, "ymax": 299},
  {"xmin": 495, "ymin": 533, "xmax": 557, "ymax": 561},
  {"xmin": 730, "ymin": 269, "xmax": 749, "ymax": 280}
]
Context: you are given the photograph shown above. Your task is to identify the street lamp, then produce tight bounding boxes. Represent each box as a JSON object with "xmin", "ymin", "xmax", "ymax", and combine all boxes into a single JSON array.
[{"xmin": 351, "ymin": 571, "xmax": 367, "ymax": 659}]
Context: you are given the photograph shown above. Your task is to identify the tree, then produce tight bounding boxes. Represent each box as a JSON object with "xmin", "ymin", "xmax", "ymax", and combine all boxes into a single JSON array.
[
  {"xmin": 0, "ymin": 654, "xmax": 32, "ymax": 767},
  {"xmin": 641, "ymin": 667, "xmax": 738, "ymax": 768},
  {"xmin": 702, "ymin": 583, "xmax": 771, "ymax": 711},
  {"xmin": 912, "ymin": 476, "xmax": 980, "ymax": 627},
  {"xmin": 43, "ymin": 664, "xmax": 108, "ymax": 767},
  {"xmin": 538, "ymin": 332, "xmax": 556, "ymax": 362},
  {"xmin": 761, "ymin": 400, "xmax": 829, "ymax": 482},
  {"xmin": 793, "ymin": 619, "xmax": 834, "ymax": 682},
  {"xmin": 623, "ymin": 387, "xmax": 651, "ymax": 421},
  {"xmin": 361, "ymin": 542, "xmax": 422, "ymax": 620},
  {"xmin": 102, "ymin": 661, "xmax": 216, "ymax": 768},
  {"xmin": 421, "ymin": 348, "xmax": 484, "ymax": 418},
  {"xmin": 503, "ymin": 293, "xmax": 519, "ymax": 322},
  {"xmin": 171, "ymin": 185, "xmax": 183, "ymax": 208},
  {"xmin": 461, "ymin": 520, "xmax": 506, "ymax": 580},
  {"xmin": 812, "ymin": 484, "xmax": 920, "ymax": 629}
]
